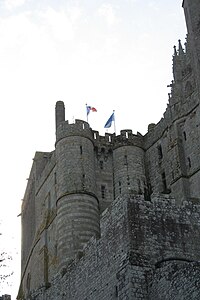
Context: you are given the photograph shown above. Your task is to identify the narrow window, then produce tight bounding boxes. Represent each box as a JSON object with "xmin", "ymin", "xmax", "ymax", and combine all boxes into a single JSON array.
[
  {"xmin": 100, "ymin": 161, "xmax": 103, "ymax": 169},
  {"xmin": 162, "ymin": 172, "xmax": 167, "ymax": 192},
  {"xmin": 54, "ymin": 172, "xmax": 57, "ymax": 184},
  {"xmin": 82, "ymin": 174, "xmax": 85, "ymax": 189},
  {"xmin": 101, "ymin": 185, "xmax": 106, "ymax": 199},
  {"xmin": 183, "ymin": 131, "xmax": 187, "ymax": 141},
  {"xmin": 127, "ymin": 175, "xmax": 130, "ymax": 185},
  {"xmin": 187, "ymin": 157, "xmax": 191, "ymax": 168},
  {"xmin": 54, "ymin": 244, "xmax": 57, "ymax": 256},
  {"xmin": 158, "ymin": 145, "xmax": 163, "ymax": 160},
  {"xmin": 80, "ymin": 146, "xmax": 83, "ymax": 155},
  {"xmin": 119, "ymin": 181, "xmax": 122, "ymax": 194},
  {"xmin": 115, "ymin": 286, "xmax": 118, "ymax": 297},
  {"xmin": 124, "ymin": 155, "xmax": 128, "ymax": 165}
]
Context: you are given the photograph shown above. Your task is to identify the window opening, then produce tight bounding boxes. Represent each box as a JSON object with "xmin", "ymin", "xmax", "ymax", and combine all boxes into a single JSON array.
[
  {"xmin": 162, "ymin": 172, "xmax": 167, "ymax": 192},
  {"xmin": 124, "ymin": 155, "xmax": 128, "ymax": 165},
  {"xmin": 188, "ymin": 157, "xmax": 191, "ymax": 168},
  {"xmin": 100, "ymin": 161, "xmax": 103, "ymax": 169},
  {"xmin": 127, "ymin": 175, "xmax": 130, "ymax": 185},
  {"xmin": 101, "ymin": 185, "xmax": 106, "ymax": 199},
  {"xmin": 183, "ymin": 131, "xmax": 187, "ymax": 141},
  {"xmin": 158, "ymin": 145, "xmax": 163, "ymax": 160}
]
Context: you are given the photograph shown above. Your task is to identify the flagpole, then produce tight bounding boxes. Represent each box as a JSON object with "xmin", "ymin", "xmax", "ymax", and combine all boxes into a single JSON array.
[
  {"xmin": 86, "ymin": 103, "xmax": 88, "ymax": 122},
  {"xmin": 113, "ymin": 110, "xmax": 116, "ymax": 134}
]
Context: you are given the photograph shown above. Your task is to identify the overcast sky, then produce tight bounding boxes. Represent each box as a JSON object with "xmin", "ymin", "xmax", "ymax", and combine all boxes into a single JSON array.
[{"xmin": 0, "ymin": 0, "xmax": 187, "ymax": 297}]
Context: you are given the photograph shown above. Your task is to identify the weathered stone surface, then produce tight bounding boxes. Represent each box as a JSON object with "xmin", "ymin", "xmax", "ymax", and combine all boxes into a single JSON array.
[{"xmin": 17, "ymin": 1, "xmax": 200, "ymax": 299}]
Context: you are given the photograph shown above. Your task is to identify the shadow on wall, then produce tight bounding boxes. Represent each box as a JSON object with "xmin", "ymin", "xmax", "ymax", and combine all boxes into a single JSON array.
[{"xmin": 149, "ymin": 259, "xmax": 200, "ymax": 300}]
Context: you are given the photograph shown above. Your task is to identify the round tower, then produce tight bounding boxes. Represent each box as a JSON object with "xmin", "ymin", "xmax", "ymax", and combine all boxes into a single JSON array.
[
  {"xmin": 55, "ymin": 102, "xmax": 100, "ymax": 272},
  {"xmin": 113, "ymin": 130, "xmax": 146, "ymax": 199}
]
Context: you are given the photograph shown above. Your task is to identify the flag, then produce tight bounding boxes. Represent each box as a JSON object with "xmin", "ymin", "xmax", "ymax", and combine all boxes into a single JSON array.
[
  {"xmin": 86, "ymin": 105, "xmax": 97, "ymax": 115},
  {"xmin": 104, "ymin": 112, "xmax": 115, "ymax": 128}
]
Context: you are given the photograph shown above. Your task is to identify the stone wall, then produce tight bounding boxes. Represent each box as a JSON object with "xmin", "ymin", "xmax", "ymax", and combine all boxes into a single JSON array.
[
  {"xmin": 149, "ymin": 260, "xmax": 200, "ymax": 300},
  {"xmin": 26, "ymin": 196, "xmax": 200, "ymax": 300},
  {"xmin": 18, "ymin": 2, "xmax": 200, "ymax": 298}
]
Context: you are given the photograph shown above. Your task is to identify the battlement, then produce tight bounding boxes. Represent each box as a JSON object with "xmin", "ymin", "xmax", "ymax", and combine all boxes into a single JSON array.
[
  {"xmin": 113, "ymin": 130, "xmax": 144, "ymax": 149},
  {"xmin": 18, "ymin": 2, "xmax": 200, "ymax": 299},
  {"xmin": 56, "ymin": 119, "xmax": 145, "ymax": 151},
  {"xmin": 92, "ymin": 129, "xmax": 144, "ymax": 150},
  {"xmin": 92, "ymin": 130, "xmax": 114, "ymax": 145},
  {"xmin": 56, "ymin": 119, "xmax": 93, "ymax": 144}
]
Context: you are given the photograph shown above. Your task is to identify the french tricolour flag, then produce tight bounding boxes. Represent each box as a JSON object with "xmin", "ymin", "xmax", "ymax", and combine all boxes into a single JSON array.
[{"xmin": 86, "ymin": 105, "xmax": 97, "ymax": 115}]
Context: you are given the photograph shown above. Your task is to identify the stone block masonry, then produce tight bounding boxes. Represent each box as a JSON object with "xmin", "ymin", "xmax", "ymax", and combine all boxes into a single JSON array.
[
  {"xmin": 28, "ymin": 196, "xmax": 200, "ymax": 300},
  {"xmin": 17, "ymin": 1, "xmax": 200, "ymax": 299}
]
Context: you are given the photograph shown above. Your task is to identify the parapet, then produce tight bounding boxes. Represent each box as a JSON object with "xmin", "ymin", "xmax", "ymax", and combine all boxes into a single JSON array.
[
  {"xmin": 92, "ymin": 129, "xmax": 144, "ymax": 150},
  {"xmin": 56, "ymin": 122, "xmax": 145, "ymax": 150},
  {"xmin": 92, "ymin": 130, "xmax": 114, "ymax": 144},
  {"xmin": 113, "ymin": 129, "xmax": 144, "ymax": 149},
  {"xmin": 56, "ymin": 119, "xmax": 94, "ymax": 144}
]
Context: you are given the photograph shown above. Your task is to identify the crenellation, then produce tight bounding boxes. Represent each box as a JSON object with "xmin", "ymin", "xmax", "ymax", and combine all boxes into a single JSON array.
[
  {"xmin": 56, "ymin": 119, "xmax": 93, "ymax": 144},
  {"xmin": 18, "ymin": 1, "xmax": 200, "ymax": 299},
  {"xmin": 113, "ymin": 130, "xmax": 144, "ymax": 150}
]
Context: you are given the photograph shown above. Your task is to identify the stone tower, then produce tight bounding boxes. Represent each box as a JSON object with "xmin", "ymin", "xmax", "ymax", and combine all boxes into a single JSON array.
[
  {"xmin": 112, "ymin": 130, "xmax": 146, "ymax": 199},
  {"xmin": 55, "ymin": 101, "xmax": 100, "ymax": 272},
  {"xmin": 17, "ymin": 2, "xmax": 200, "ymax": 299}
]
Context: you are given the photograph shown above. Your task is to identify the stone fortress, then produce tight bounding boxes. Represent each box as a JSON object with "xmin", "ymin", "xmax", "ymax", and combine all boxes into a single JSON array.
[{"xmin": 17, "ymin": 1, "xmax": 200, "ymax": 299}]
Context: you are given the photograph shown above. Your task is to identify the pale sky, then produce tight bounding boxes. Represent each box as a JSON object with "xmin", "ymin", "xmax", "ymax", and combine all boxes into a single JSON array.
[{"xmin": 0, "ymin": 0, "xmax": 187, "ymax": 297}]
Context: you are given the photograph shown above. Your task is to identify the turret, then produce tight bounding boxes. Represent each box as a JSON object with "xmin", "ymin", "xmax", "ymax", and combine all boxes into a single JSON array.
[
  {"xmin": 178, "ymin": 39, "xmax": 185, "ymax": 57},
  {"xmin": 55, "ymin": 103, "xmax": 100, "ymax": 272},
  {"xmin": 112, "ymin": 130, "xmax": 147, "ymax": 199},
  {"xmin": 172, "ymin": 40, "xmax": 186, "ymax": 82}
]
